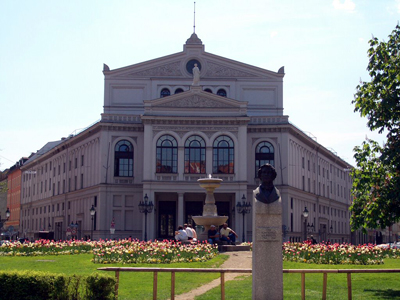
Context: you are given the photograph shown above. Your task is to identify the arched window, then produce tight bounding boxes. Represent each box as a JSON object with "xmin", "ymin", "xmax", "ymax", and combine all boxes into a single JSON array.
[
  {"xmin": 255, "ymin": 141, "xmax": 274, "ymax": 176},
  {"xmin": 174, "ymin": 88, "xmax": 184, "ymax": 94},
  {"xmin": 204, "ymin": 88, "xmax": 212, "ymax": 93},
  {"xmin": 217, "ymin": 89, "xmax": 227, "ymax": 97},
  {"xmin": 160, "ymin": 88, "xmax": 170, "ymax": 98},
  {"xmin": 156, "ymin": 135, "xmax": 178, "ymax": 173},
  {"xmin": 213, "ymin": 135, "xmax": 234, "ymax": 174},
  {"xmin": 184, "ymin": 135, "xmax": 206, "ymax": 174},
  {"xmin": 114, "ymin": 140, "xmax": 133, "ymax": 177}
]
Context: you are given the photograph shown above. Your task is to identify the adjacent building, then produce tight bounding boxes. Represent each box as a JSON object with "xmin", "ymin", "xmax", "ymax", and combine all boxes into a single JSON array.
[{"xmin": 19, "ymin": 34, "xmax": 356, "ymax": 243}]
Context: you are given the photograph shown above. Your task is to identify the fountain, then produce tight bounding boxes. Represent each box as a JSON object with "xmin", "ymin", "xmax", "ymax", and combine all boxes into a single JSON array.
[{"xmin": 192, "ymin": 174, "xmax": 228, "ymax": 241}]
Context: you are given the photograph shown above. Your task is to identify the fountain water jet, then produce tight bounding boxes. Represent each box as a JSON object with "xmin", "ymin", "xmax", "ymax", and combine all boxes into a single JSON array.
[{"xmin": 192, "ymin": 175, "xmax": 228, "ymax": 241}]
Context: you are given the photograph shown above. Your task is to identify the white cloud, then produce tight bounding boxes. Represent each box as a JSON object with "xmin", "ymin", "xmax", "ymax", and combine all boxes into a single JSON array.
[{"xmin": 332, "ymin": 0, "xmax": 356, "ymax": 12}]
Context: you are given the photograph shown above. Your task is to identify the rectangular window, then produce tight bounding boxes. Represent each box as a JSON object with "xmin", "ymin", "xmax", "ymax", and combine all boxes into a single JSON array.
[
  {"xmin": 53, "ymin": 167, "xmax": 55, "ymax": 177},
  {"xmin": 69, "ymin": 178, "xmax": 71, "ymax": 192},
  {"xmin": 75, "ymin": 157, "xmax": 78, "ymax": 169},
  {"xmin": 57, "ymin": 203, "xmax": 59, "ymax": 211},
  {"xmin": 63, "ymin": 162, "xmax": 66, "ymax": 173},
  {"xmin": 302, "ymin": 176, "xmax": 305, "ymax": 191},
  {"xmin": 74, "ymin": 176, "xmax": 77, "ymax": 190},
  {"xmin": 80, "ymin": 174, "xmax": 83, "ymax": 189},
  {"xmin": 63, "ymin": 180, "xmax": 65, "ymax": 193},
  {"xmin": 81, "ymin": 155, "xmax": 84, "ymax": 167},
  {"xmin": 290, "ymin": 198, "xmax": 293, "ymax": 209},
  {"xmin": 49, "ymin": 178, "xmax": 52, "ymax": 190},
  {"xmin": 302, "ymin": 157, "xmax": 305, "ymax": 168},
  {"xmin": 57, "ymin": 181, "xmax": 60, "ymax": 195},
  {"xmin": 69, "ymin": 160, "xmax": 72, "ymax": 171},
  {"xmin": 58, "ymin": 165, "xmax": 60, "ymax": 175},
  {"xmin": 307, "ymin": 160, "xmax": 310, "ymax": 171}
]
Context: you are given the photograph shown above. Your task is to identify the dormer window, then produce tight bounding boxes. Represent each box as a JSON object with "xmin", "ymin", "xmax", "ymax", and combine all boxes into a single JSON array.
[
  {"xmin": 160, "ymin": 88, "xmax": 171, "ymax": 98},
  {"xmin": 217, "ymin": 89, "xmax": 227, "ymax": 97},
  {"xmin": 174, "ymin": 88, "xmax": 184, "ymax": 94}
]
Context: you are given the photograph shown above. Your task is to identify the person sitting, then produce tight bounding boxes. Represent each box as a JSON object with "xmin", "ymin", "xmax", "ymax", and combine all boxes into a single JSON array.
[
  {"xmin": 175, "ymin": 225, "xmax": 188, "ymax": 242},
  {"xmin": 184, "ymin": 223, "xmax": 194, "ymax": 240},
  {"xmin": 208, "ymin": 225, "xmax": 219, "ymax": 244},
  {"xmin": 188, "ymin": 224, "xmax": 197, "ymax": 241},
  {"xmin": 220, "ymin": 223, "xmax": 238, "ymax": 245}
]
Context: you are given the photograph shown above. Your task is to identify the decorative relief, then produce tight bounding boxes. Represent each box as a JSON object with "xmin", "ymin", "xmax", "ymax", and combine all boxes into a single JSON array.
[
  {"xmin": 204, "ymin": 62, "xmax": 255, "ymax": 78},
  {"xmin": 153, "ymin": 126, "xmax": 238, "ymax": 132},
  {"xmin": 161, "ymin": 95, "xmax": 233, "ymax": 108},
  {"xmin": 128, "ymin": 62, "xmax": 182, "ymax": 77}
]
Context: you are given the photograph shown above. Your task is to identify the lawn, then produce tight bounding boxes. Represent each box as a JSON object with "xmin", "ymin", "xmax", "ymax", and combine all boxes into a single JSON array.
[
  {"xmin": 0, "ymin": 253, "xmax": 228, "ymax": 300},
  {"xmin": 196, "ymin": 259, "xmax": 400, "ymax": 300},
  {"xmin": 1, "ymin": 253, "xmax": 400, "ymax": 299}
]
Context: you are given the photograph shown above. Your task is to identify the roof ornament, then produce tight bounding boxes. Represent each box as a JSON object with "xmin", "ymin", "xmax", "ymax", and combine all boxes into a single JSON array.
[
  {"xmin": 185, "ymin": 2, "xmax": 202, "ymax": 45},
  {"xmin": 193, "ymin": 2, "xmax": 196, "ymax": 33}
]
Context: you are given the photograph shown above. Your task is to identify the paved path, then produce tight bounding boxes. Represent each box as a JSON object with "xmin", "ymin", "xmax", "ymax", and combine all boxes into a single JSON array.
[{"xmin": 174, "ymin": 251, "xmax": 252, "ymax": 300}]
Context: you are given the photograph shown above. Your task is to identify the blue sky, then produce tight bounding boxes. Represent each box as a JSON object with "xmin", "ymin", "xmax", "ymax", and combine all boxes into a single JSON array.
[{"xmin": 1, "ymin": 0, "xmax": 399, "ymax": 170}]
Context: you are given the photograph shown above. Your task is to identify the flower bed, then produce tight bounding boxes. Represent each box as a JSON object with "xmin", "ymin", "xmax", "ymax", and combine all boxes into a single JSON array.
[
  {"xmin": 0, "ymin": 239, "xmax": 218, "ymax": 264},
  {"xmin": 283, "ymin": 241, "xmax": 400, "ymax": 265},
  {"xmin": 92, "ymin": 240, "xmax": 218, "ymax": 264}
]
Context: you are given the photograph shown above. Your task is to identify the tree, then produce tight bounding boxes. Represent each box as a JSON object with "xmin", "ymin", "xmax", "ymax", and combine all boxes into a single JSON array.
[{"xmin": 350, "ymin": 24, "xmax": 400, "ymax": 232}]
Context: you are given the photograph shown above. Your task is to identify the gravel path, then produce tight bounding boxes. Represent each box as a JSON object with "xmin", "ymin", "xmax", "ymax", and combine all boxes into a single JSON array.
[{"xmin": 173, "ymin": 251, "xmax": 252, "ymax": 300}]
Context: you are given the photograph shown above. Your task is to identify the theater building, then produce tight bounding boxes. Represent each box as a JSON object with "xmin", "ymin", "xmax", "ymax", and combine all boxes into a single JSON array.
[{"xmin": 20, "ymin": 34, "xmax": 353, "ymax": 243}]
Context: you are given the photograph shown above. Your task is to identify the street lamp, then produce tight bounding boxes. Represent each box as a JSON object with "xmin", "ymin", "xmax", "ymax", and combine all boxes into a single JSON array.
[
  {"xmin": 138, "ymin": 194, "xmax": 154, "ymax": 241},
  {"xmin": 236, "ymin": 194, "xmax": 251, "ymax": 242},
  {"xmin": 90, "ymin": 205, "xmax": 96, "ymax": 240},
  {"xmin": 5, "ymin": 208, "xmax": 10, "ymax": 219},
  {"xmin": 302, "ymin": 207, "xmax": 309, "ymax": 241},
  {"xmin": 110, "ymin": 218, "xmax": 115, "ymax": 236}
]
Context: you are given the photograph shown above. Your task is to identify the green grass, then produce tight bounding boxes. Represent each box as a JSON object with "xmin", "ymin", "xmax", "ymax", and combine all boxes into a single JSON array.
[
  {"xmin": 0, "ymin": 254, "xmax": 228, "ymax": 300},
  {"xmin": 196, "ymin": 259, "xmax": 400, "ymax": 300},
  {"xmin": 1, "ymin": 254, "xmax": 400, "ymax": 299}
]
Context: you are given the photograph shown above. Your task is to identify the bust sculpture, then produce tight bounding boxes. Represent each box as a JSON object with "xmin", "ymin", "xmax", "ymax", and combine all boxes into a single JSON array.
[
  {"xmin": 192, "ymin": 63, "xmax": 200, "ymax": 86},
  {"xmin": 254, "ymin": 164, "xmax": 280, "ymax": 204}
]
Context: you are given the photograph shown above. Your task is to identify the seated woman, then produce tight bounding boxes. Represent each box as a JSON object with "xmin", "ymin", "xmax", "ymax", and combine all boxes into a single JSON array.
[
  {"xmin": 175, "ymin": 225, "xmax": 188, "ymax": 242},
  {"xmin": 207, "ymin": 225, "xmax": 219, "ymax": 244}
]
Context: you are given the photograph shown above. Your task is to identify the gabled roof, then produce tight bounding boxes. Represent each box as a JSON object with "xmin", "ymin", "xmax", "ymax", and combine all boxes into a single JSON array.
[
  {"xmin": 142, "ymin": 86, "xmax": 247, "ymax": 117},
  {"xmin": 103, "ymin": 34, "xmax": 284, "ymax": 81}
]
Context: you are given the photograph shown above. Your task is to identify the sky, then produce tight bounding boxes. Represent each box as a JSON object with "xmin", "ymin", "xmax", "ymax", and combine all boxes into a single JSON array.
[{"xmin": 1, "ymin": 0, "xmax": 399, "ymax": 171}]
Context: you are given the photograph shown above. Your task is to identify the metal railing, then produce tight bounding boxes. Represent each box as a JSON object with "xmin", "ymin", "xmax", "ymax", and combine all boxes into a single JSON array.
[{"xmin": 98, "ymin": 267, "xmax": 400, "ymax": 300}]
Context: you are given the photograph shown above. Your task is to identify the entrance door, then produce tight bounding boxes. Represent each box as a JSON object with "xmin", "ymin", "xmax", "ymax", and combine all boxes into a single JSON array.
[
  {"xmin": 158, "ymin": 201, "xmax": 176, "ymax": 239},
  {"xmin": 185, "ymin": 201, "xmax": 203, "ymax": 225}
]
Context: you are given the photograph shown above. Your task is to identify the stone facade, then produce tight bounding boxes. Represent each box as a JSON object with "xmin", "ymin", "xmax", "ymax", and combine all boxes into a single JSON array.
[{"xmin": 19, "ymin": 34, "xmax": 355, "ymax": 243}]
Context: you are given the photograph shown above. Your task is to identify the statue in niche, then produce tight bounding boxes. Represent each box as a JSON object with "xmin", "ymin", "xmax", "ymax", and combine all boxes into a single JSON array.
[
  {"xmin": 192, "ymin": 63, "xmax": 200, "ymax": 86},
  {"xmin": 254, "ymin": 164, "xmax": 280, "ymax": 204}
]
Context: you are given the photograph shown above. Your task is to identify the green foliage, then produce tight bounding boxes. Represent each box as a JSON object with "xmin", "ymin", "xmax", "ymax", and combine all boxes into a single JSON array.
[
  {"xmin": 350, "ymin": 24, "xmax": 400, "ymax": 231},
  {"xmin": 0, "ymin": 270, "xmax": 115, "ymax": 300}
]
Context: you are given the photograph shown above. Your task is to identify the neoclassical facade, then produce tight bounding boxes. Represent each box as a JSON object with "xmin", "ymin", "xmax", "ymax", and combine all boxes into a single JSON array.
[{"xmin": 20, "ymin": 34, "xmax": 356, "ymax": 243}]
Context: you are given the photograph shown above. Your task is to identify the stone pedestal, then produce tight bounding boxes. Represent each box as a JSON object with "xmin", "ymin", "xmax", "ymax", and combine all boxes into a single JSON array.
[{"xmin": 252, "ymin": 192, "xmax": 283, "ymax": 300}]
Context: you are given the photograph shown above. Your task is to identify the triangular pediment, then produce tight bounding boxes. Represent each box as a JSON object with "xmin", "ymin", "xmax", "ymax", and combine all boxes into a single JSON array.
[{"xmin": 143, "ymin": 88, "xmax": 248, "ymax": 117}]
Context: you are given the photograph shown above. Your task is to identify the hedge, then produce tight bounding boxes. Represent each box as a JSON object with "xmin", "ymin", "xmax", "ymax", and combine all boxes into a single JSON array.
[{"xmin": 0, "ymin": 270, "xmax": 116, "ymax": 300}]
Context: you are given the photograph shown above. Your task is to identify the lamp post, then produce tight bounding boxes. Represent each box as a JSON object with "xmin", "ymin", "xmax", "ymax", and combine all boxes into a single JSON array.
[
  {"xmin": 236, "ymin": 194, "xmax": 251, "ymax": 242},
  {"xmin": 138, "ymin": 194, "xmax": 154, "ymax": 241},
  {"xmin": 0, "ymin": 208, "xmax": 11, "ymax": 236},
  {"xmin": 90, "ymin": 205, "xmax": 96, "ymax": 240},
  {"xmin": 110, "ymin": 218, "xmax": 115, "ymax": 236},
  {"xmin": 302, "ymin": 206, "xmax": 309, "ymax": 241}
]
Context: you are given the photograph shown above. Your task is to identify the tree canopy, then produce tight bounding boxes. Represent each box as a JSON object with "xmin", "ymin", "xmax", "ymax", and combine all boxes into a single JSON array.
[{"xmin": 350, "ymin": 24, "xmax": 400, "ymax": 232}]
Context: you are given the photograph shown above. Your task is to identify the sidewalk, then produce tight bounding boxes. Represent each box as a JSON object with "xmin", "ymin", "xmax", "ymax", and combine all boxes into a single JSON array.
[{"xmin": 174, "ymin": 251, "xmax": 252, "ymax": 300}]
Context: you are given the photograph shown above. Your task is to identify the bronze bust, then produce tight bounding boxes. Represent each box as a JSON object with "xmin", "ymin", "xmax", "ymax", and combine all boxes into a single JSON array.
[{"xmin": 255, "ymin": 164, "xmax": 280, "ymax": 204}]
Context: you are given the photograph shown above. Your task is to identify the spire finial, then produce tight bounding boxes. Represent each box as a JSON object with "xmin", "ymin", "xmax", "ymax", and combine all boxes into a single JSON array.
[{"xmin": 193, "ymin": 2, "xmax": 196, "ymax": 33}]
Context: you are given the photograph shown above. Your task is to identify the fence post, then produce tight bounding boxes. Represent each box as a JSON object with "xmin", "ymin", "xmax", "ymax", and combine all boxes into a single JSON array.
[
  {"xmin": 347, "ymin": 273, "xmax": 352, "ymax": 300},
  {"xmin": 221, "ymin": 272, "xmax": 225, "ymax": 300},
  {"xmin": 171, "ymin": 271, "xmax": 175, "ymax": 300},
  {"xmin": 301, "ymin": 273, "xmax": 306, "ymax": 300},
  {"xmin": 322, "ymin": 273, "xmax": 327, "ymax": 300},
  {"xmin": 153, "ymin": 272, "xmax": 158, "ymax": 300}
]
